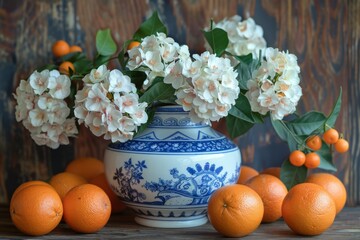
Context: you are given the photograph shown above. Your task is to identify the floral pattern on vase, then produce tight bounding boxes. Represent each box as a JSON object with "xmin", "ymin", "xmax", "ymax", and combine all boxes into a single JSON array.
[{"xmin": 112, "ymin": 158, "xmax": 239, "ymax": 206}]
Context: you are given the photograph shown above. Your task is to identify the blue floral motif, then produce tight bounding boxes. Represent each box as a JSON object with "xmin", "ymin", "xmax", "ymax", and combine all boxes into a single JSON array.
[
  {"xmin": 113, "ymin": 158, "xmax": 147, "ymax": 202},
  {"xmin": 112, "ymin": 159, "xmax": 238, "ymax": 206},
  {"xmin": 144, "ymin": 162, "xmax": 229, "ymax": 205}
]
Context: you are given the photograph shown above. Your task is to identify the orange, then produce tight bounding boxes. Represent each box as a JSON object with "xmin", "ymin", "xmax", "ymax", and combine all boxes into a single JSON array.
[
  {"xmin": 334, "ymin": 138, "xmax": 349, "ymax": 153},
  {"xmin": 90, "ymin": 173, "xmax": 127, "ymax": 213},
  {"xmin": 245, "ymin": 174, "xmax": 288, "ymax": 223},
  {"xmin": 236, "ymin": 166, "xmax": 259, "ymax": 184},
  {"xmin": 207, "ymin": 184, "xmax": 264, "ymax": 237},
  {"xmin": 65, "ymin": 157, "xmax": 105, "ymax": 181},
  {"xmin": 11, "ymin": 180, "xmax": 52, "ymax": 201},
  {"xmin": 282, "ymin": 183, "xmax": 336, "ymax": 236},
  {"xmin": 63, "ymin": 184, "xmax": 111, "ymax": 233},
  {"xmin": 305, "ymin": 173, "xmax": 347, "ymax": 214},
  {"xmin": 49, "ymin": 172, "xmax": 87, "ymax": 201},
  {"xmin": 69, "ymin": 45, "xmax": 82, "ymax": 53},
  {"xmin": 127, "ymin": 41, "xmax": 141, "ymax": 50},
  {"xmin": 59, "ymin": 61, "xmax": 75, "ymax": 75},
  {"xmin": 52, "ymin": 40, "xmax": 70, "ymax": 58},
  {"xmin": 323, "ymin": 128, "xmax": 339, "ymax": 144},
  {"xmin": 304, "ymin": 152, "xmax": 321, "ymax": 169},
  {"xmin": 289, "ymin": 150, "xmax": 305, "ymax": 167},
  {"xmin": 306, "ymin": 135, "xmax": 322, "ymax": 151},
  {"xmin": 10, "ymin": 184, "xmax": 63, "ymax": 236},
  {"xmin": 261, "ymin": 167, "xmax": 281, "ymax": 179}
]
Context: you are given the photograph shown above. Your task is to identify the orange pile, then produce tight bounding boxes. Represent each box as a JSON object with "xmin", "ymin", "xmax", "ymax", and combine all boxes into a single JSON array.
[{"xmin": 9, "ymin": 156, "xmax": 126, "ymax": 236}]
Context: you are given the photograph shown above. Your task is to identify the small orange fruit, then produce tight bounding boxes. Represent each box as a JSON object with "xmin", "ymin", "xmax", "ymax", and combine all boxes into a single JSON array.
[
  {"xmin": 305, "ymin": 173, "xmax": 347, "ymax": 214},
  {"xmin": 65, "ymin": 157, "xmax": 105, "ymax": 181},
  {"xmin": 59, "ymin": 61, "xmax": 75, "ymax": 75},
  {"xmin": 306, "ymin": 135, "xmax": 322, "ymax": 151},
  {"xmin": 207, "ymin": 184, "xmax": 264, "ymax": 237},
  {"xmin": 334, "ymin": 138, "xmax": 349, "ymax": 153},
  {"xmin": 236, "ymin": 166, "xmax": 259, "ymax": 184},
  {"xmin": 245, "ymin": 174, "xmax": 288, "ymax": 223},
  {"xmin": 90, "ymin": 173, "xmax": 127, "ymax": 213},
  {"xmin": 261, "ymin": 167, "xmax": 281, "ymax": 179},
  {"xmin": 282, "ymin": 183, "xmax": 336, "ymax": 236},
  {"xmin": 127, "ymin": 41, "xmax": 141, "ymax": 50},
  {"xmin": 10, "ymin": 184, "xmax": 63, "ymax": 236},
  {"xmin": 63, "ymin": 184, "xmax": 111, "ymax": 233},
  {"xmin": 52, "ymin": 40, "xmax": 70, "ymax": 58},
  {"xmin": 49, "ymin": 172, "xmax": 87, "ymax": 201},
  {"xmin": 304, "ymin": 152, "xmax": 321, "ymax": 169},
  {"xmin": 69, "ymin": 45, "xmax": 82, "ymax": 53},
  {"xmin": 323, "ymin": 128, "xmax": 339, "ymax": 144},
  {"xmin": 289, "ymin": 150, "xmax": 306, "ymax": 167},
  {"xmin": 11, "ymin": 180, "xmax": 52, "ymax": 201}
]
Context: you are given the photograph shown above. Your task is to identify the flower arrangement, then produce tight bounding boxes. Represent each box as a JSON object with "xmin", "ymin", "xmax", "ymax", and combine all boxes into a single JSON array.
[{"xmin": 13, "ymin": 12, "xmax": 346, "ymax": 189}]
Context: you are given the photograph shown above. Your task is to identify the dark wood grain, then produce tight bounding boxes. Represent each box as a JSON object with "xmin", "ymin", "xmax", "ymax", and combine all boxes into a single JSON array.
[
  {"xmin": 1, "ymin": 205, "xmax": 360, "ymax": 239},
  {"xmin": 0, "ymin": 0, "xmax": 359, "ymax": 206}
]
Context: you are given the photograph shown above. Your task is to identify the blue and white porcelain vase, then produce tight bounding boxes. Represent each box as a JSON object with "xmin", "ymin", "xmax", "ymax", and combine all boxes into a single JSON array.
[{"xmin": 104, "ymin": 105, "xmax": 241, "ymax": 228}]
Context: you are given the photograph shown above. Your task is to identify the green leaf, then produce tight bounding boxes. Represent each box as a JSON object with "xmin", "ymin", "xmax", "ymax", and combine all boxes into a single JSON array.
[
  {"xmin": 270, "ymin": 117, "xmax": 302, "ymax": 151},
  {"xmin": 317, "ymin": 141, "xmax": 337, "ymax": 171},
  {"xmin": 96, "ymin": 29, "xmax": 117, "ymax": 56},
  {"xmin": 123, "ymin": 70, "xmax": 147, "ymax": 90},
  {"xmin": 285, "ymin": 111, "xmax": 327, "ymax": 135},
  {"xmin": 228, "ymin": 93, "xmax": 255, "ymax": 123},
  {"xmin": 225, "ymin": 114, "xmax": 254, "ymax": 139},
  {"xmin": 280, "ymin": 159, "xmax": 308, "ymax": 190},
  {"xmin": 73, "ymin": 59, "xmax": 93, "ymax": 75},
  {"xmin": 36, "ymin": 64, "xmax": 58, "ymax": 72},
  {"xmin": 235, "ymin": 56, "xmax": 260, "ymax": 90},
  {"xmin": 324, "ymin": 87, "xmax": 342, "ymax": 128},
  {"xmin": 133, "ymin": 12, "xmax": 167, "ymax": 40},
  {"xmin": 234, "ymin": 54, "xmax": 253, "ymax": 65},
  {"xmin": 60, "ymin": 52, "xmax": 87, "ymax": 62},
  {"xmin": 139, "ymin": 81, "xmax": 175, "ymax": 104},
  {"xmin": 202, "ymin": 28, "xmax": 229, "ymax": 57},
  {"xmin": 271, "ymin": 118, "xmax": 302, "ymax": 151},
  {"xmin": 93, "ymin": 55, "xmax": 112, "ymax": 68}
]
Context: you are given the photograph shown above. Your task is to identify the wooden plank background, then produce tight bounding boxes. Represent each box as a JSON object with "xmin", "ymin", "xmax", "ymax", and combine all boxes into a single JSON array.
[{"xmin": 0, "ymin": 0, "xmax": 359, "ymax": 206}]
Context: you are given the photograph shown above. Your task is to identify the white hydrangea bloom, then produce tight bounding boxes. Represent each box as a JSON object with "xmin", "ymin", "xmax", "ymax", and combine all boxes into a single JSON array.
[
  {"xmin": 166, "ymin": 51, "xmax": 239, "ymax": 124},
  {"xmin": 13, "ymin": 69, "xmax": 78, "ymax": 149},
  {"xmin": 126, "ymin": 32, "xmax": 191, "ymax": 90},
  {"xmin": 245, "ymin": 47, "xmax": 302, "ymax": 120},
  {"xmin": 205, "ymin": 15, "xmax": 267, "ymax": 60},
  {"xmin": 74, "ymin": 65, "xmax": 148, "ymax": 143}
]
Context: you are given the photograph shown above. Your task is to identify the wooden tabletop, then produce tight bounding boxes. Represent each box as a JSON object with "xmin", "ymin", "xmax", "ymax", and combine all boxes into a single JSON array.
[{"xmin": 1, "ymin": 205, "xmax": 359, "ymax": 239}]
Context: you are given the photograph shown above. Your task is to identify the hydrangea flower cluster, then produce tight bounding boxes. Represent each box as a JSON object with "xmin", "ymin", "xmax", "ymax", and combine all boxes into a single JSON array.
[
  {"xmin": 209, "ymin": 15, "xmax": 267, "ymax": 58},
  {"xmin": 13, "ymin": 69, "xmax": 78, "ymax": 149},
  {"xmin": 74, "ymin": 65, "xmax": 148, "ymax": 143},
  {"xmin": 164, "ymin": 51, "xmax": 240, "ymax": 123},
  {"xmin": 127, "ymin": 32, "xmax": 190, "ymax": 89},
  {"xmin": 245, "ymin": 47, "xmax": 302, "ymax": 120}
]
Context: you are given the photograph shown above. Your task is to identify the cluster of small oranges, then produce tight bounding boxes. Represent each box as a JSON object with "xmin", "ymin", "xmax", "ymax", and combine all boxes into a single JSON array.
[
  {"xmin": 51, "ymin": 40, "xmax": 82, "ymax": 75},
  {"xmin": 289, "ymin": 128, "xmax": 349, "ymax": 169},
  {"xmin": 9, "ymin": 157, "xmax": 126, "ymax": 236},
  {"xmin": 207, "ymin": 166, "xmax": 347, "ymax": 237}
]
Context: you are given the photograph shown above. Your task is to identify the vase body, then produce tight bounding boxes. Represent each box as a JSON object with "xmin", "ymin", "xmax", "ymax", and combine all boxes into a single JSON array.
[{"xmin": 104, "ymin": 105, "xmax": 241, "ymax": 228}]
